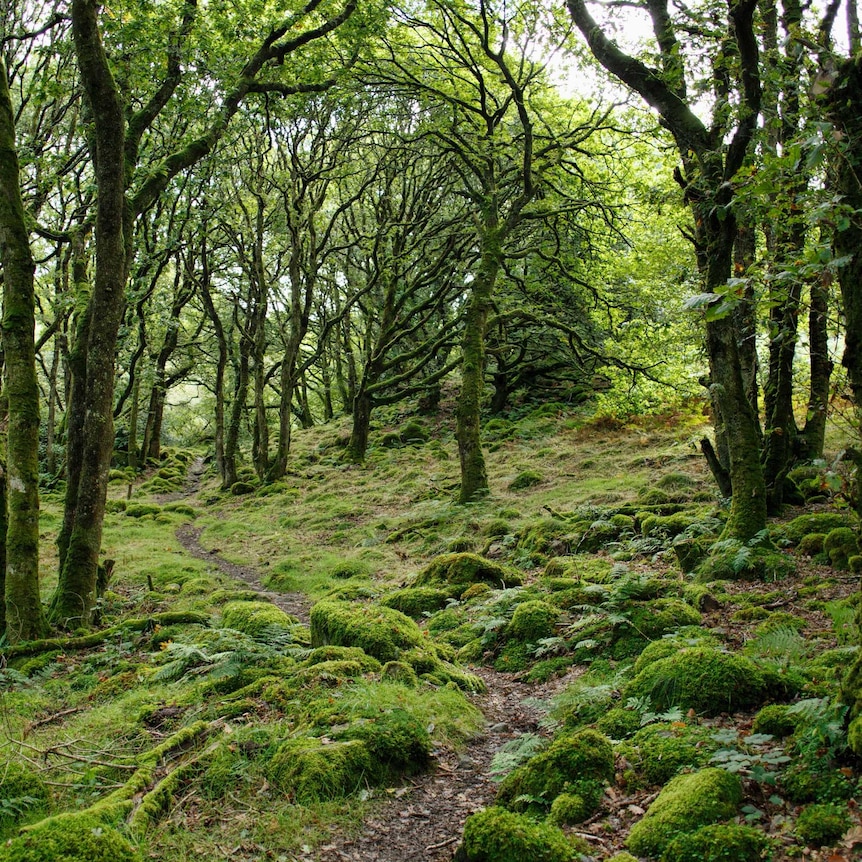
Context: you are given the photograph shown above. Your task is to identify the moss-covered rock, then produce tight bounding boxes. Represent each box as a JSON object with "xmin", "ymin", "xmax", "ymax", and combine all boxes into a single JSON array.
[
  {"xmin": 751, "ymin": 703, "xmax": 798, "ymax": 738},
  {"xmin": 795, "ymin": 802, "xmax": 852, "ymax": 847},
  {"xmin": 338, "ymin": 708, "xmax": 431, "ymax": 777},
  {"xmin": 624, "ymin": 646, "xmax": 791, "ymax": 716},
  {"xmin": 824, "ymin": 528, "xmax": 860, "ymax": 570},
  {"xmin": 415, "ymin": 553, "xmax": 522, "ymax": 590},
  {"xmin": 3, "ymin": 814, "xmax": 141, "ymax": 862},
  {"xmin": 548, "ymin": 791, "xmax": 594, "ymax": 826},
  {"xmin": 783, "ymin": 513, "xmax": 854, "ymax": 545},
  {"xmin": 221, "ymin": 601, "xmax": 296, "ymax": 636},
  {"xmin": 509, "ymin": 470, "xmax": 543, "ymax": 491},
  {"xmin": 125, "ymin": 503, "xmax": 161, "ymax": 518},
  {"xmin": 506, "ymin": 600, "xmax": 560, "ymax": 642},
  {"xmin": 0, "ymin": 762, "xmax": 50, "ymax": 831},
  {"xmin": 309, "ymin": 600, "xmax": 424, "ymax": 662},
  {"xmin": 380, "ymin": 587, "xmax": 451, "ymax": 618},
  {"xmin": 461, "ymin": 807, "xmax": 578, "ymax": 862},
  {"xmin": 620, "ymin": 722, "xmax": 718, "ymax": 786},
  {"xmin": 613, "ymin": 600, "xmax": 701, "ymax": 657},
  {"xmin": 496, "ymin": 728, "xmax": 613, "ymax": 816},
  {"xmin": 230, "ymin": 481, "xmax": 256, "ymax": 495},
  {"xmin": 596, "ymin": 707, "xmax": 642, "ymax": 740},
  {"xmin": 662, "ymin": 823, "xmax": 773, "ymax": 862},
  {"xmin": 625, "ymin": 768, "xmax": 743, "ymax": 858},
  {"xmin": 695, "ymin": 546, "xmax": 795, "ymax": 582},
  {"xmin": 267, "ymin": 737, "xmax": 372, "ymax": 801},
  {"xmin": 380, "ymin": 660, "xmax": 420, "ymax": 687},
  {"xmin": 798, "ymin": 533, "xmax": 826, "ymax": 556}
]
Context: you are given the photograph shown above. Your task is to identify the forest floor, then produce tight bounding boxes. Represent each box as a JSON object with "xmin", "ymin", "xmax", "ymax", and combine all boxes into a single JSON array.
[{"xmin": 3, "ymin": 403, "xmax": 862, "ymax": 862}]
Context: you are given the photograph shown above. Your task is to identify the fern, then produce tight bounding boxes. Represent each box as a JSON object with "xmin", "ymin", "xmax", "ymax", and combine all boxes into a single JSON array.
[
  {"xmin": 489, "ymin": 733, "xmax": 546, "ymax": 781},
  {"xmin": 745, "ymin": 627, "xmax": 808, "ymax": 664}
]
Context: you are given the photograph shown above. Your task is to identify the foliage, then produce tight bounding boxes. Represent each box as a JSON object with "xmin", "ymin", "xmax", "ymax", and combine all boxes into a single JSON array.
[
  {"xmin": 662, "ymin": 823, "xmax": 774, "ymax": 862},
  {"xmin": 461, "ymin": 807, "xmax": 579, "ymax": 862}
]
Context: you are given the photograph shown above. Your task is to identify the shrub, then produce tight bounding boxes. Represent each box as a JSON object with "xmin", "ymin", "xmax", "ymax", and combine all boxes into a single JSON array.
[
  {"xmin": 415, "ymin": 553, "xmax": 522, "ymax": 589},
  {"xmin": 221, "ymin": 601, "xmax": 296, "ymax": 636},
  {"xmin": 461, "ymin": 807, "xmax": 578, "ymax": 862},
  {"xmin": 624, "ymin": 647, "xmax": 791, "ymax": 716},
  {"xmin": 795, "ymin": 802, "xmax": 852, "ymax": 847},
  {"xmin": 662, "ymin": 823, "xmax": 773, "ymax": 862},
  {"xmin": 625, "ymin": 768, "xmax": 743, "ymax": 858},
  {"xmin": 4, "ymin": 814, "xmax": 140, "ymax": 862}
]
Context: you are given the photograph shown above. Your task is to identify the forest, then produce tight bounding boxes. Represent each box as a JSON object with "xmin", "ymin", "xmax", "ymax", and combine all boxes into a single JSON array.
[{"xmin": 0, "ymin": 0, "xmax": 861, "ymax": 858}]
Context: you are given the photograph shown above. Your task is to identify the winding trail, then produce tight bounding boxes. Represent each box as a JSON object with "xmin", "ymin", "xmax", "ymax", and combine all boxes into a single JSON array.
[{"xmin": 169, "ymin": 460, "xmax": 587, "ymax": 862}]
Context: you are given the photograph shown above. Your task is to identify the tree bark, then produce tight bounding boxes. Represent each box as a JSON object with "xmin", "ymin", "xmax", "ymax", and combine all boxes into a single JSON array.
[{"xmin": 0, "ymin": 56, "xmax": 48, "ymax": 642}]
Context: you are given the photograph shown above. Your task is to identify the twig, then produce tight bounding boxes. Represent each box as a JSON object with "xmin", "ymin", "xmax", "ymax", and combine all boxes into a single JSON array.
[
  {"xmin": 27, "ymin": 705, "xmax": 85, "ymax": 731},
  {"xmin": 424, "ymin": 836, "xmax": 459, "ymax": 852}
]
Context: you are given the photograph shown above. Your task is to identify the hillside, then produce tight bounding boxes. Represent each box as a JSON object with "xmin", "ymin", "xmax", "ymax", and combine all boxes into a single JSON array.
[{"xmin": 2, "ymin": 405, "xmax": 862, "ymax": 862}]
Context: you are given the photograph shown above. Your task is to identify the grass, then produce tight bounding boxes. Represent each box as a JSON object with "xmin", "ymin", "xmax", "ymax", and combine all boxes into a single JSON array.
[{"xmin": 5, "ymin": 402, "xmax": 861, "ymax": 861}]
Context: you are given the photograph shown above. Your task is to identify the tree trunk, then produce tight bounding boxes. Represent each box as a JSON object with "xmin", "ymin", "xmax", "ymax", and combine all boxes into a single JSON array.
[
  {"xmin": 224, "ymin": 341, "xmax": 250, "ymax": 490},
  {"xmin": 51, "ymin": 0, "xmax": 130, "ymax": 627},
  {"xmin": 0, "ymin": 56, "xmax": 48, "ymax": 642},
  {"xmin": 347, "ymin": 387, "xmax": 374, "ymax": 463},
  {"xmin": 799, "ymin": 276, "xmax": 832, "ymax": 460},
  {"xmin": 199, "ymin": 238, "xmax": 227, "ymax": 482},
  {"xmin": 456, "ymin": 248, "xmax": 499, "ymax": 503}
]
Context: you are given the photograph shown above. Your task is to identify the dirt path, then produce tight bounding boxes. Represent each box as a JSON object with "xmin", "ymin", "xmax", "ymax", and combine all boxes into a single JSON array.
[{"xmin": 170, "ymin": 460, "xmax": 581, "ymax": 861}]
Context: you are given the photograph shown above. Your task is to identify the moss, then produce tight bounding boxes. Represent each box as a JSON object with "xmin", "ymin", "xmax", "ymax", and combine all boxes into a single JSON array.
[
  {"xmin": 624, "ymin": 646, "xmax": 789, "ymax": 716},
  {"xmin": 781, "ymin": 762, "xmax": 855, "ymax": 803},
  {"xmin": 380, "ymin": 660, "xmax": 420, "ymax": 687},
  {"xmin": 625, "ymin": 768, "xmax": 743, "ymax": 858},
  {"xmin": 850, "ymin": 555, "xmax": 862, "ymax": 573},
  {"xmin": 309, "ymin": 600, "xmax": 424, "ymax": 662},
  {"xmin": 230, "ymin": 481, "xmax": 256, "ymax": 495},
  {"xmin": 798, "ymin": 533, "xmax": 826, "ymax": 556},
  {"xmin": 267, "ymin": 737, "xmax": 372, "ymax": 801},
  {"xmin": 509, "ymin": 470, "xmax": 543, "ymax": 491},
  {"xmin": 162, "ymin": 502, "xmax": 196, "ymax": 517},
  {"xmin": 325, "ymin": 559, "xmax": 371, "ymax": 580},
  {"xmin": 595, "ymin": 707, "xmax": 642, "ymax": 740},
  {"xmin": 461, "ymin": 582, "xmax": 492, "ymax": 601},
  {"xmin": 0, "ymin": 762, "xmax": 50, "ymax": 830},
  {"xmin": 125, "ymin": 503, "xmax": 161, "ymax": 518},
  {"xmin": 615, "ymin": 599, "xmax": 701, "ymax": 656},
  {"xmin": 496, "ymin": 728, "xmax": 613, "ymax": 815},
  {"xmin": 641, "ymin": 513, "xmax": 698, "ymax": 539},
  {"xmin": 754, "ymin": 611, "xmax": 807, "ymax": 635},
  {"xmin": 517, "ymin": 519, "xmax": 576, "ymax": 555},
  {"xmin": 302, "ymin": 645, "xmax": 380, "ymax": 670},
  {"xmin": 548, "ymin": 791, "xmax": 593, "ymax": 825},
  {"xmin": 506, "ymin": 600, "xmax": 560, "ymax": 642},
  {"xmin": 380, "ymin": 587, "xmax": 450, "ymax": 618},
  {"xmin": 695, "ymin": 546, "xmax": 795, "ymax": 582},
  {"xmin": 795, "ymin": 802, "xmax": 852, "ymax": 847},
  {"xmin": 782, "ymin": 513, "xmax": 855, "ymax": 544},
  {"xmin": 662, "ymin": 823, "xmax": 773, "ymax": 862},
  {"xmin": 751, "ymin": 704, "xmax": 797, "ymax": 738},
  {"xmin": 16, "ymin": 649, "xmax": 62, "ymax": 677},
  {"xmin": 620, "ymin": 722, "xmax": 717, "ymax": 786},
  {"xmin": 221, "ymin": 601, "xmax": 296, "ymax": 636},
  {"xmin": 461, "ymin": 807, "xmax": 578, "ymax": 862},
  {"xmin": 415, "ymin": 553, "xmax": 522, "ymax": 589},
  {"xmin": 824, "ymin": 527, "xmax": 860, "ymax": 570},
  {"xmin": 338, "ymin": 708, "xmax": 431, "ymax": 777},
  {"xmin": 296, "ymin": 659, "xmax": 375, "ymax": 684},
  {"xmin": 400, "ymin": 420, "xmax": 430, "ymax": 443},
  {"xmin": 4, "ymin": 813, "xmax": 141, "ymax": 862},
  {"xmin": 674, "ymin": 538, "xmax": 712, "ymax": 573}
]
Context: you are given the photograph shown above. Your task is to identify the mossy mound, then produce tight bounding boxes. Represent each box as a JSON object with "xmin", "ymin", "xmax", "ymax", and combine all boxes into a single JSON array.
[
  {"xmin": 795, "ymin": 802, "xmax": 852, "ymax": 847},
  {"xmin": 516, "ymin": 519, "xmax": 576, "ymax": 556},
  {"xmin": 695, "ymin": 545, "xmax": 795, "ymax": 582},
  {"xmin": 506, "ymin": 600, "xmax": 560, "ymax": 642},
  {"xmin": 751, "ymin": 703, "xmax": 798, "ymax": 738},
  {"xmin": 3, "ymin": 814, "xmax": 141, "ymax": 862},
  {"xmin": 613, "ymin": 600, "xmax": 701, "ymax": 657},
  {"xmin": 824, "ymin": 527, "xmax": 860, "ymax": 570},
  {"xmin": 798, "ymin": 533, "xmax": 826, "ymax": 556},
  {"xmin": 380, "ymin": 587, "xmax": 451, "ymax": 618},
  {"xmin": 595, "ymin": 707, "xmax": 642, "ymax": 740},
  {"xmin": 221, "ymin": 601, "xmax": 296, "ymax": 636},
  {"xmin": 782, "ymin": 513, "xmax": 854, "ymax": 545},
  {"xmin": 267, "ymin": 737, "xmax": 372, "ymax": 801},
  {"xmin": 125, "ymin": 503, "xmax": 161, "ymax": 518},
  {"xmin": 338, "ymin": 708, "xmax": 431, "ymax": 777},
  {"xmin": 625, "ymin": 768, "xmax": 743, "ymax": 858},
  {"xmin": 620, "ymin": 722, "xmax": 717, "ymax": 786},
  {"xmin": 0, "ymin": 762, "xmax": 50, "ymax": 831},
  {"xmin": 310, "ymin": 600, "xmax": 425, "ymax": 662},
  {"xmin": 640, "ymin": 512, "xmax": 700, "ymax": 539},
  {"xmin": 230, "ymin": 481, "xmax": 256, "ymax": 495},
  {"xmin": 301, "ymin": 646, "xmax": 381, "ymax": 670},
  {"xmin": 624, "ymin": 646, "xmax": 791, "ymax": 716},
  {"xmin": 496, "ymin": 728, "xmax": 613, "ymax": 817},
  {"xmin": 460, "ymin": 807, "xmax": 579, "ymax": 862},
  {"xmin": 509, "ymin": 470, "xmax": 543, "ymax": 491},
  {"xmin": 632, "ymin": 630, "xmax": 718, "ymax": 675},
  {"xmin": 380, "ymin": 660, "xmax": 420, "ymax": 687},
  {"xmin": 415, "ymin": 553, "xmax": 522, "ymax": 590},
  {"xmin": 662, "ymin": 823, "xmax": 773, "ymax": 862}
]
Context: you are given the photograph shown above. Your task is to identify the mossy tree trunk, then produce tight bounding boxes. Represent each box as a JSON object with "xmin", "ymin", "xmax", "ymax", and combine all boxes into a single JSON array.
[
  {"xmin": 569, "ymin": 0, "xmax": 767, "ymax": 541},
  {"xmin": 0, "ymin": 57, "xmax": 49, "ymax": 642},
  {"xmin": 800, "ymin": 275, "xmax": 832, "ymax": 461}
]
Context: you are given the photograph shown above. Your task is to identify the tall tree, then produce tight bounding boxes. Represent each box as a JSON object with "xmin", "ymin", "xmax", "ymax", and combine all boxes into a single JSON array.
[{"xmin": 568, "ymin": 0, "xmax": 768, "ymax": 540}]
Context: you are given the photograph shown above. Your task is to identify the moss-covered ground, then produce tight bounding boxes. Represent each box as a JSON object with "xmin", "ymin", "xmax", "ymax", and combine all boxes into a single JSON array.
[{"xmin": 3, "ymin": 404, "xmax": 862, "ymax": 861}]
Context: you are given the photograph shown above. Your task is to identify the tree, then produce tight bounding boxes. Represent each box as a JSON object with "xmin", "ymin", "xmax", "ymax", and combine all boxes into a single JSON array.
[
  {"xmin": 0, "ymin": 56, "xmax": 48, "ymax": 642},
  {"xmin": 568, "ymin": 0, "xmax": 768, "ymax": 540}
]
